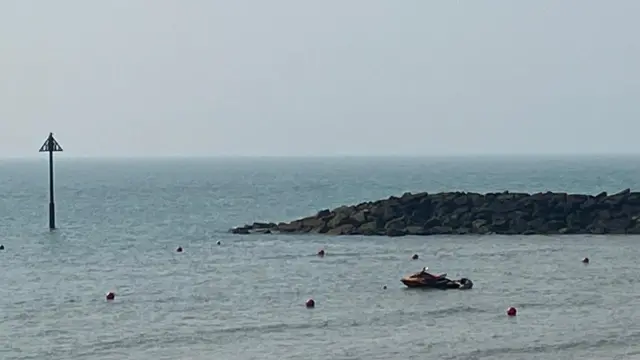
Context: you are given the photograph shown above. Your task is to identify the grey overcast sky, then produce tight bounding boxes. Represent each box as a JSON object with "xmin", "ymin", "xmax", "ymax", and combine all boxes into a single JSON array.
[{"xmin": 1, "ymin": 1, "xmax": 639, "ymax": 158}]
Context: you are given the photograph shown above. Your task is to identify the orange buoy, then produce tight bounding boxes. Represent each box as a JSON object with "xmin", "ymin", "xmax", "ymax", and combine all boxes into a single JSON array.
[
  {"xmin": 305, "ymin": 298, "xmax": 315, "ymax": 308},
  {"xmin": 506, "ymin": 307, "xmax": 517, "ymax": 316},
  {"xmin": 176, "ymin": 247, "xmax": 183, "ymax": 252},
  {"xmin": 106, "ymin": 291, "xmax": 116, "ymax": 301}
]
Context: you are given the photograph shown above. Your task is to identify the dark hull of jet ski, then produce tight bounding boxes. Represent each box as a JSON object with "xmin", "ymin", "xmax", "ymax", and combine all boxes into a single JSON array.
[{"xmin": 401, "ymin": 273, "xmax": 473, "ymax": 290}]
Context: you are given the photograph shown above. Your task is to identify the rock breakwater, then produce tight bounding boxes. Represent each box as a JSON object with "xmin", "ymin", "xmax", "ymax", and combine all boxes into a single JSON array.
[{"xmin": 230, "ymin": 189, "xmax": 640, "ymax": 236}]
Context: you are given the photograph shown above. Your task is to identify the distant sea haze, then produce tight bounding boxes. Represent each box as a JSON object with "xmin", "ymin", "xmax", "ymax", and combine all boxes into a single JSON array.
[{"xmin": 1, "ymin": 156, "xmax": 639, "ymax": 360}]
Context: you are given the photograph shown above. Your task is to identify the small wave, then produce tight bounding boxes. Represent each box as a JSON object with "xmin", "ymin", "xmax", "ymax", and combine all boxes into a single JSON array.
[
  {"xmin": 67, "ymin": 320, "xmax": 332, "ymax": 358},
  {"xmin": 368, "ymin": 305, "xmax": 487, "ymax": 325},
  {"xmin": 258, "ymin": 254, "xmax": 303, "ymax": 261},
  {"xmin": 257, "ymin": 251, "xmax": 367, "ymax": 261},
  {"xmin": 467, "ymin": 246, "xmax": 564, "ymax": 259},
  {"xmin": 213, "ymin": 320, "xmax": 330, "ymax": 335},
  {"xmin": 315, "ymin": 251, "xmax": 365, "ymax": 258},
  {"xmin": 444, "ymin": 330, "xmax": 640, "ymax": 359},
  {"xmin": 507, "ymin": 292, "xmax": 605, "ymax": 309},
  {"xmin": 421, "ymin": 304, "xmax": 487, "ymax": 317}
]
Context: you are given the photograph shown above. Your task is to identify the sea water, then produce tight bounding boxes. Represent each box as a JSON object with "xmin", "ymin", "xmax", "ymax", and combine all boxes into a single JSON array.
[{"xmin": 1, "ymin": 156, "xmax": 640, "ymax": 360}]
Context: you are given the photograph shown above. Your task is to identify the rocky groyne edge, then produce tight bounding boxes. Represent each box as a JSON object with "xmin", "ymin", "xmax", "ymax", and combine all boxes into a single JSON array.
[{"xmin": 230, "ymin": 189, "xmax": 640, "ymax": 236}]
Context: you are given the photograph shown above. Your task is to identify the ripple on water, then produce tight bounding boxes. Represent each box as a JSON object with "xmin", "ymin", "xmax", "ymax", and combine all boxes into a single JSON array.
[{"xmin": 3, "ymin": 158, "xmax": 640, "ymax": 359}]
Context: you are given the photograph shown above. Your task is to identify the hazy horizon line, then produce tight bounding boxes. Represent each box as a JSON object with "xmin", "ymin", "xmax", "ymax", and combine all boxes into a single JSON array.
[{"xmin": 2, "ymin": 153, "xmax": 640, "ymax": 162}]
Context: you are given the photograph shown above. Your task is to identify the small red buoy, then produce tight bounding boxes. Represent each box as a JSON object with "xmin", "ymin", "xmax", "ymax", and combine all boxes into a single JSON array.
[
  {"xmin": 317, "ymin": 249, "xmax": 325, "ymax": 257},
  {"xmin": 412, "ymin": 254, "xmax": 419, "ymax": 260},
  {"xmin": 506, "ymin": 307, "xmax": 517, "ymax": 316},
  {"xmin": 305, "ymin": 298, "xmax": 315, "ymax": 308},
  {"xmin": 582, "ymin": 257, "xmax": 589, "ymax": 264},
  {"xmin": 106, "ymin": 291, "xmax": 116, "ymax": 301},
  {"xmin": 176, "ymin": 247, "xmax": 183, "ymax": 252}
]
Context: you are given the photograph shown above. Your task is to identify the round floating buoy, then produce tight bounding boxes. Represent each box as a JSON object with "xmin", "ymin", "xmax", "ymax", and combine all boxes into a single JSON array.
[
  {"xmin": 106, "ymin": 291, "xmax": 116, "ymax": 301},
  {"xmin": 412, "ymin": 254, "xmax": 419, "ymax": 260},
  {"xmin": 216, "ymin": 240, "xmax": 221, "ymax": 245},
  {"xmin": 506, "ymin": 307, "xmax": 517, "ymax": 316},
  {"xmin": 176, "ymin": 247, "xmax": 183, "ymax": 253},
  {"xmin": 317, "ymin": 249, "xmax": 325, "ymax": 257},
  {"xmin": 305, "ymin": 298, "xmax": 315, "ymax": 308},
  {"xmin": 582, "ymin": 257, "xmax": 589, "ymax": 264}
]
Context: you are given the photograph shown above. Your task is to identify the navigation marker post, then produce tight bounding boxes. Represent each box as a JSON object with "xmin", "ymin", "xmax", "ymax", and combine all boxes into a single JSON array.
[{"xmin": 39, "ymin": 133, "xmax": 63, "ymax": 230}]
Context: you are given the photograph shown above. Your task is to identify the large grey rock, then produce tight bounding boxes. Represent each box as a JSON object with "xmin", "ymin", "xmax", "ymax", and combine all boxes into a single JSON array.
[{"xmin": 229, "ymin": 189, "xmax": 640, "ymax": 237}]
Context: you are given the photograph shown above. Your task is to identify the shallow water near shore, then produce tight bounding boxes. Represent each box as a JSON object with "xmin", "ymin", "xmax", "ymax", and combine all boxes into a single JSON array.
[{"xmin": 2, "ymin": 156, "xmax": 640, "ymax": 360}]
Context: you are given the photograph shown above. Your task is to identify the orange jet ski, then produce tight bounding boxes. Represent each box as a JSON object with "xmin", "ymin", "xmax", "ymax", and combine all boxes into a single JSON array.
[{"xmin": 401, "ymin": 267, "xmax": 473, "ymax": 290}]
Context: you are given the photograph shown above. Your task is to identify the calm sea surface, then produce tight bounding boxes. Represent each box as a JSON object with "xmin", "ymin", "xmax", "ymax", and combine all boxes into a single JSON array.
[{"xmin": 2, "ymin": 156, "xmax": 640, "ymax": 360}]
